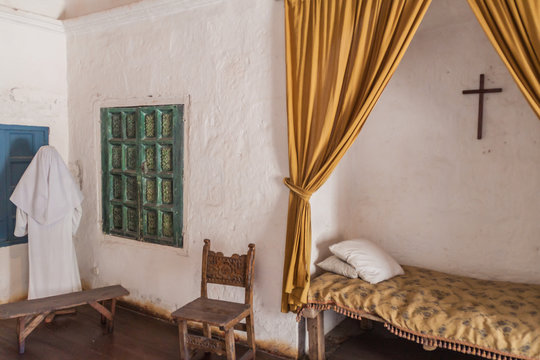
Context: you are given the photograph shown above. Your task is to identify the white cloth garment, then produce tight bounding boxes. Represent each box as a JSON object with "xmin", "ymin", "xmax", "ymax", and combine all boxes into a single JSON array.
[{"xmin": 10, "ymin": 146, "xmax": 84, "ymax": 299}]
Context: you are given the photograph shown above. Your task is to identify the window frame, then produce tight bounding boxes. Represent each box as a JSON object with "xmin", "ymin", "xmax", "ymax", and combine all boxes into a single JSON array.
[{"xmin": 100, "ymin": 105, "xmax": 184, "ymax": 248}]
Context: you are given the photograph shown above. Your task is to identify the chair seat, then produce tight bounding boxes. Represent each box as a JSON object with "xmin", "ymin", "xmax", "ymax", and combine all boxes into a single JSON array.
[{"xmin": 172, "ymin": 298, "xmax": 251, "ymax": 329}]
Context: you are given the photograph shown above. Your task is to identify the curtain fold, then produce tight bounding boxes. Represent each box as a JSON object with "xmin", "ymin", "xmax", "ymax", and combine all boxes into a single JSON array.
[
  {"xmin": 282, "ymin": 0, "xmax": 431, "ymax": 313},
  {"xmin": 467, "ymin": 0, "xmax": 540, "ymax": 118}
]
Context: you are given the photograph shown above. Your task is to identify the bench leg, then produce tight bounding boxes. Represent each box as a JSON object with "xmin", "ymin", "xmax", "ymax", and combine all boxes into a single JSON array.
[
  {"xmin": 17, "ymin": 317, "xmax": 25, "ymax": 354},
  {"xmin": 88, "ymin": 298, "xmax": 117, "ymax": 333},
  {"xmin": 100, "ymin": 301, "xmax": 107, "ymax": 325},
  {"xmin": 306, "ymin": 310, "xmax": 325, "ymax": 360},
  {"xmin": 108, "ymin": 299, "xmax": 117, "ymax": 333},
  {"xmin": 17, "ymin": 313, "xmax": 50, "ymax": 354}
]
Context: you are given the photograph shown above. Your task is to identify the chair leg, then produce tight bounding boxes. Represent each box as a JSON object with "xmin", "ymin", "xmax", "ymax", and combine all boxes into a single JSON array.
[
  {"xmin": 224, "ymin": 328, "xmax": 236, "ymax": 360},
  {"xmin": 202, "ymin": 322, "xmax": 212, "ymax": 356},
  {"xmin": 246, "ymin": 312, "xmax": 256, "ymax": 357},
  {"xmin": 203, "ymin": 322, "xmax": 211, "ymax": 339},
  {"xmin": 178, "ymin": 320, "xmax": 190, "ymax": 360}
]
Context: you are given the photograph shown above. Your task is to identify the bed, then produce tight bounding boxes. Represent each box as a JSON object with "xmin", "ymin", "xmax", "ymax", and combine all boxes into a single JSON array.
[{"xmin": 298, "ymin": 265, "xmax": 540, "ymax": 360}]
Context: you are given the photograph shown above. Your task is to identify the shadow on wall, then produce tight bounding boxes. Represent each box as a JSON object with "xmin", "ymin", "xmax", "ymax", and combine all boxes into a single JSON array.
[
  {"xmin": 8, "ymin": 246, "xmax": 28, "ymax": 302},
  {"xmin": 313, "ymin": 235, "xmax": 345, "ymax": 272},
  {"xmin": 258, "ymin": 0, "xmax": 289, "ymax": 310}
]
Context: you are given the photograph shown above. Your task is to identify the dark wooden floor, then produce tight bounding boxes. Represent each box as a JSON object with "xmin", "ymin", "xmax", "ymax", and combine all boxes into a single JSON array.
[
  {"xmin": 0, "ymin": 305, "xmax": 283, "ymax": 360},
  {"xmin": 0, "ymin": 305, "xmax": 486, "ymax": 360}
]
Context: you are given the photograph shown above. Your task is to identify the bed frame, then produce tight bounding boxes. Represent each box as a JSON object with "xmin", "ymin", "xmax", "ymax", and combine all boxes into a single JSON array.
[
  {"xmin": 299, "ymin": 266, "xmax": 540, "ymax": 360},
  {"xmin": 302, "ymin": 307, "xmax": 437, "ymax": 360}
]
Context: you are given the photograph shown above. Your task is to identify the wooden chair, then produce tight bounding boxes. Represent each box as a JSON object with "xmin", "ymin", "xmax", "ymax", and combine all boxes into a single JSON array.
[{"xmin": 172, "ymin": 239, "xmax": 256, "ymax": 360}]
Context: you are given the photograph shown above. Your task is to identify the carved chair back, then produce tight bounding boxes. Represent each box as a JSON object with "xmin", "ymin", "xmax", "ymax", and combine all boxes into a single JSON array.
[{"xmin": 201, "ymin": 239, "xmax": 256, "ymax": 306}]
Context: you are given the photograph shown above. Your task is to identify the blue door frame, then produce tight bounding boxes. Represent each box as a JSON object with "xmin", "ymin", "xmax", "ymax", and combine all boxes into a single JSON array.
[{"xmin": 0, "ymin": 124, "xmax": 49, "ymax": 247}]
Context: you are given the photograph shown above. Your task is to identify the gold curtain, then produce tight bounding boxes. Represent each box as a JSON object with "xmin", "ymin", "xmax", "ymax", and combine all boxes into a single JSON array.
[
  {"xmin": 467, "ymin": 0, "xmax": 540, "ymax": 118},
  {"xmin": 282, "ymin": 0, "xmax": 431, "ymax": 313}
]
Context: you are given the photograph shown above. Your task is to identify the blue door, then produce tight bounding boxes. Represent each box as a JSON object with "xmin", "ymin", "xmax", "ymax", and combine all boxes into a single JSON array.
[{"xmin": 0, "ymin": 125, "xmax": 49, "ymax": 247}]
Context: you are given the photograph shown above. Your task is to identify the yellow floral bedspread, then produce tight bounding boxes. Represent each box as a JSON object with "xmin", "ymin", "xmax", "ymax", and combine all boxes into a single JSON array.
[{"xmin": 305, "ymin": 266, "xmax": 540, "ymax": 360}]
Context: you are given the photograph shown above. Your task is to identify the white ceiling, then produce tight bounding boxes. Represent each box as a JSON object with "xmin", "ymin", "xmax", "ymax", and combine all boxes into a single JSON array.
[
  {"xmin": 1, "ymin": 0, "xmax": 474, "ymax": 26},
  {"xmin": 0, "ymin": 0, "xmax": 143, "ymax": 20}
]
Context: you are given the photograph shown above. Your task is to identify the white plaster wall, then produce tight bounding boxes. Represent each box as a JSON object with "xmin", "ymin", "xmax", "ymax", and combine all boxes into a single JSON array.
[
  {"xmin": 0, "ymin": 15, "xmax": 69, "ymax": 302},
  {"xmin": 66, "ymin": 0, "xmax": 297, "ymax": 355},
  {"xmin": 312, "ymin": 0, "xmax": 540, "ymax": 285}
]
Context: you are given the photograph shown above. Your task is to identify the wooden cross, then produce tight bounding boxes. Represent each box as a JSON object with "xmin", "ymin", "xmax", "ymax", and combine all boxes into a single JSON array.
[{"xmin": 462, "ymin": 74, "xmax": 502, "ymax": 140}]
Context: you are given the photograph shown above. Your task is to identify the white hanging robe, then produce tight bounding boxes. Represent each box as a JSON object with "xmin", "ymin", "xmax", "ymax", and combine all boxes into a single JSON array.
[{"xmin": 10, "ymin": 146, "xmax": 84, "ymax": 299}]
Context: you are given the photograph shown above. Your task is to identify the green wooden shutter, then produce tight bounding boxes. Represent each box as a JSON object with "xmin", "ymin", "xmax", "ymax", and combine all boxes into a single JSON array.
[{"xmin": 101, "ymin": 105, "xmax": 183, "ymax": 247}]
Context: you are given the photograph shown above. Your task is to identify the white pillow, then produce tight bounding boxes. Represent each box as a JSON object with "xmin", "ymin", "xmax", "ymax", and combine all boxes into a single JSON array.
[
  {"xmin": 329, "ymin": 239, "xmax": 404, "ymax": 284},
  {"xmin": 316, "ymin": 255, "xmax": 358, "ymax": 278}
]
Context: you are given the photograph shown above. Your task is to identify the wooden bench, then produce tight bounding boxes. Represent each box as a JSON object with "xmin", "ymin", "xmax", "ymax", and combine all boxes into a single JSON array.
[{"xmin": 0, "ymin": 285, "xmax": 129, "ymax": 354}]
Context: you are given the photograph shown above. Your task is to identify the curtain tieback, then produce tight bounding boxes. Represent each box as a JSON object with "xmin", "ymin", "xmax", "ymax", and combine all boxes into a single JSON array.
[{"xmin": 283, "ymin": 178, "xmax": 312, "ymax": 202}]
